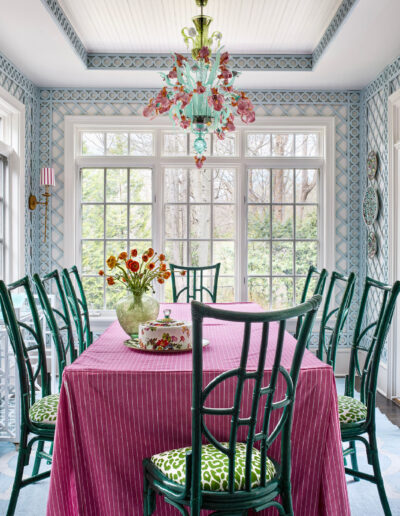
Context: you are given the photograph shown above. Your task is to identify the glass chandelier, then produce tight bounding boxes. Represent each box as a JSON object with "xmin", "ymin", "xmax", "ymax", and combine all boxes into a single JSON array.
[{"xmin": 143, "ymin": 0, "xmax": 256, "ymax": 168}]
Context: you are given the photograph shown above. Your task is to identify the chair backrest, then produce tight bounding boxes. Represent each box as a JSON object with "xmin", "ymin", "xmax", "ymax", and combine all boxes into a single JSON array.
[
  {"xmin": 62, "ymin": 266, "xmax": 92, "ymax": 354},
  {"xmin": 190, "ymin": 295, "xmax": 321, "ymax": 504},
  {"xmin": 170, "ymin": 263, "xmax": 221, "ymax": 303},
  {"xmin": 317, "ymin": 271, "xmax": 356, "ymax": 370},
  {"xmin": 33, "ymin": 270, "xmax": 77, "ymax": 388},
  {"xmin": 345, "ymin": 277, "xmax": 400, "ymax": 417},
  {"xmin": 294, "ymin": 265, "xmax": 328, "ymax": 339},
  {"xmin": 0, "ymin": 278, "xmax": 51, "ymax": 427}
]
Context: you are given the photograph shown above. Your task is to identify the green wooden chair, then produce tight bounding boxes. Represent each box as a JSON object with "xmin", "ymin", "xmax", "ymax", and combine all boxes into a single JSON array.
[
  {"xmin": 143, "ymin": 294, "xmax": 322, "ymax": 515},
  {"xmin": 169, "ymin": 263, "xmax": 221, "ymax": 303},
  {"xmin": 317, "ymin": 271, "xmax": 356, "ymax": 371},
  {"xmin": 294, "ymin": 265, "xmax": 328, "ymax": 340},
  {"xmin": 339, "ymin": 277, "xmax": 400, "ymax": 516},
  {"xmin": 0, "ymin": 278, "xmax": 58, "ymax": 516},
  {"xmin": 62, "ymin": 265, "xmax": 93, "ymax": 354},
  {"xmin": 33, "ymin": 270, "xmax": 77, "ymax": 389}
]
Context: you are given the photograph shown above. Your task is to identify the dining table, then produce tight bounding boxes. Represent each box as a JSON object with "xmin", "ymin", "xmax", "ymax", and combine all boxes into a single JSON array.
[{"xmin": 46, "ymin": 302, "xmax": 350, "ymax": 516}]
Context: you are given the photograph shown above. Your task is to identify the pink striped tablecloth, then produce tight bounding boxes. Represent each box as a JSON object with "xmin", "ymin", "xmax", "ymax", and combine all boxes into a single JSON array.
[{"xmin": 47, "ymin": 303, "xmax": 350, "ymax": 516}]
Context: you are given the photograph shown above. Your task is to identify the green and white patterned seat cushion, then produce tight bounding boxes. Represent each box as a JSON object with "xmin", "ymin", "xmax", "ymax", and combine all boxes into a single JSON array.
[
  {"xmin": 151, "ymin": 442, "xmax": 276, "ymax": 492},
  {"xmin": 338, "ymin": 395, "xmax": 367, "ymax": 425},
  {"xmin": 29, "ymin": 394, "xmax": 59, "ymax": 425}
]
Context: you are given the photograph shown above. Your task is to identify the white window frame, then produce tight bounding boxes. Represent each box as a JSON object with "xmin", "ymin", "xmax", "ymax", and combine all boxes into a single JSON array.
[
  {"xmin": 64, "ymin": 115, "xmax": 335, "ymax": 322},
  {"xmin": 0, "ymin": 86, "xmax": 25, "ymax": 282}
]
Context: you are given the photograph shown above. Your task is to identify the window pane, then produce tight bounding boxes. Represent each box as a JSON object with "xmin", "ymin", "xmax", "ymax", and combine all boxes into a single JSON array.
[
  {"xmin": 272, "ymin": 169, "xmax": 293, "ymax": 203},
  {"xmin": 130, "ymin": 205, "xmax": 152, "ymax": 238},
  {"xmin": 213, "ymin": 169, "xmax": 235, "ymax": 202},
  {"xmin": 81, "ymin": 133, "xmax": 105, "ymax": 156},
  {"xmin": 246, "ymin": 133, "xmax": 271, "ymax": 157},
  {"xmin": 248, "ymin": 205, "xmax": 270, "ymax": 239},
  {"xmin": 296, "ymin": 205, "xmax": 318, "ymax": 239},
  {"xmin": 165, "ymin": 240, "xmax": 187, "ymax": 265},
  {"xmin": 162, "ymin": 133, "xmax": 187, "ymax": 156},
  {"xmin": 190, "ymin": 169, "xmax": 211, "ymax": 203},
  {"xmin": 165, "ymin": 205, "xmax": 187, "ymax": 238},
  {"xmin": 106, "ymin": 240, "xmax": 127, "ymax": 261},
  {"xmin": 217, "ymin": 277, "xmax": 235, "ymax": 302},
  {"xmin": 272, "ymin": 277, "xmax": 293, "ymax": 309},
  {"xmin": 213, "ymin": 205, "xmax": 235, "ymax": 239},
  {"xmin": 106, "ymin": 169, "xmax": 128, "ymax": 202},
  {"xmin": 271, "ymin": 134, "xmax": 294, "ymax": 156},
  {"xmin": 248, "ymin": 169, "xmax": 270, "ymax": 203},
  {"xmin": 81, "ymin": 169, "xmax": 104, "ymax": 202},
  {"xmin": 248, "ymin": 277, "xmax": 270, "ymax": 309},
  {"xmin": 106, "ymin": 205, "xmax": 127, "ymax": 238},
  {"xmin": 106, "ymin": 133, "xmax": 128, "ymax": 155},
  {"xmin": 213, "ymin": 241, "xmax": 235, "ymax": 275},
  {"xmin": 106, "ymin": 285, "xmax": 126, "ymax": 310},
  {"xmin": 295, "ymin": 242, "xmax": 318, "ymax": 275},
  {"xmin": 295, "ymin": 169, "xmax": 318, "ymax": 203},
  {"xmin": 190, "ymin": 241, "xmax": 211, "ymax": 266},
  {"xmin": 272, "ymin": 206, "xmax": 293, "ymax": 238},
  {"xmin": 295, "ymin": 134, "xmax": 318, "ymax": 157},
  {"xmin": 130, "ymin": 132, "xmax": 154, "ymax": 156},
  {"xmin": 82, "ymin": 240, "xmax": 104, "ymax": 274},
  {"xmin": 82, "ymin": 277, "xmax": 104, "ymax": 309},
  {"xmin": 213, "ymin": 133, "xmax": 237, "ymax": 157},
  {"xmin": 130, "ymin": 169, "xmax": 152, "ymax": 203},
  {"xmin": 248, "ymin": 241, "xmax": 270, "ymax": 275},
  {"xmin": 81, "ymin": 205, "xmax": 104, "ymax": 238},
  {"xmin": 272, "ymin": 242, "xmax": 293, "ymax": 274},
  {"xmin": 190, "ymin": 205, "xmax": 211, "ymax": 238},
  {"xmin": 165, "ymin": 168, "xmax": 187, "ymax": 202}
]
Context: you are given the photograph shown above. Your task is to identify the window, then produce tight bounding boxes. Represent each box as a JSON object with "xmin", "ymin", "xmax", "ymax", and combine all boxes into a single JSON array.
[{"xmin": 70, "ymin": 118, "xmax": 333, "ymax": 313}]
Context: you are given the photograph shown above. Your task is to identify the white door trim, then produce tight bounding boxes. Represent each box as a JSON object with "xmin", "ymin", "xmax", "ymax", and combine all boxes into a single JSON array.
[{"xmin": 387, "ymin": 88, "xmax": 400, "ymax": 398}]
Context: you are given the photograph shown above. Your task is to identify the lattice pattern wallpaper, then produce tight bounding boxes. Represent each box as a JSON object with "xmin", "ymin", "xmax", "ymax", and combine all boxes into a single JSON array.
[
  {"xmin": 38, "ymin": 88, "xmax": 362, "ymax": 345},
  {"xmin": 362, "ymin": 54, "xmax": 400, "ymax": 362},
  {"xmin": 0, "ymin": 52, "xmax": 40, "ymax": 276}
]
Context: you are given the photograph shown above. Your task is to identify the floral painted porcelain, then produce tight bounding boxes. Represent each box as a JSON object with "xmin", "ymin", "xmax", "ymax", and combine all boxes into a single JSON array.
[
  {"xmin": 137, "ymin": 309, "xmax": 193, "ymax": 351},
  {"xmin": 367, "ymin": 151, "xmax": 378, "ymax": 180},
  {"xmin": 362, "ymin": 186, "xmax": 379, "ymax": 226}
]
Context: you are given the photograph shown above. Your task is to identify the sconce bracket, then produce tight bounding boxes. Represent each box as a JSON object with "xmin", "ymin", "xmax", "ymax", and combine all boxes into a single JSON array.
[{"xmin": 29, "ymin": 194, "xmax": 38, "ymax": 210}]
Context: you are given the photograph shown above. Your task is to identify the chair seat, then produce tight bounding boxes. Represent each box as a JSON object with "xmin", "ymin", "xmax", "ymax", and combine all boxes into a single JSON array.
[
  {"xmin": 29, "ymin": 394, "xmax": 60, "ymax": 425},
  {"xmin": 151, "ymin": 442, "xmax": 276, "ymax": 492},
  {"xmin": 338, "ymin": 395, "xmax": 367, "ymax": 425}
]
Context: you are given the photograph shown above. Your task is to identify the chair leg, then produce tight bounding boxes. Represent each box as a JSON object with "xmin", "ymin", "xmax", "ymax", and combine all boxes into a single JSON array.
[
  {"xmin": 281, "ymin": 486, "xmax": 294, "ymax": 516},
  {"xmin": 7, "ymin": 434, "xmax": 29, "ymax": 516},
  {"xmin": 349, "ymin": 441, "xmax": 360, "ymax": 482},
  {"xmin": 32, "ymin": 439, "xmax": 44, "ymax": 476},
  {"xmin": 143, "ymin": 473, "xmax": 156, "ymax": 515},
  {"xmin": 369, "ymin": 431, "xmax": 392, "ymax": 516}
]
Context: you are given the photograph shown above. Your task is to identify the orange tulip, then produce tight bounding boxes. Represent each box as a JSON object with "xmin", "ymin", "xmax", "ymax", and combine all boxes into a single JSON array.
[{"xmin": 118, "ymin": 252, "xmax": 128, "ymax": 260}]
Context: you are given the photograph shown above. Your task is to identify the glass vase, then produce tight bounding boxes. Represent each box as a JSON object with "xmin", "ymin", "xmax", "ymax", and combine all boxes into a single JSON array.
[{"xmin": 116, "ymin": 293, "xmax": 160, "ymax": 339}]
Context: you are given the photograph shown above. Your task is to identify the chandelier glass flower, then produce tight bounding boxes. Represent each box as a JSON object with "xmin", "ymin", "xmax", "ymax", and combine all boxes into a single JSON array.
[{"xmin": 143, "ymin": 0, "xmax": 256, "ymax": 168}]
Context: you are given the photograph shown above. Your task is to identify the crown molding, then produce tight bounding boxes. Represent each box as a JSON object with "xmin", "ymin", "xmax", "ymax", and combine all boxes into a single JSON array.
[{"xmin": 40, "ymin": 0, "xmax": 357, "ymax": 72}]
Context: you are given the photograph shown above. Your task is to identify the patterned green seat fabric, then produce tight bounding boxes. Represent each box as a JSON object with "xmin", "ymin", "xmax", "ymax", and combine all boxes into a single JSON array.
[
  {"xmin": 29, "ymin": 394, "xmax": 59, "ymax": 425},
  {"xmin": 338, "ymin": 395, "xmax": 367, "ymax": 425},
  {"xmin": 151, "ymin": 442, "xmax": 276, "ymax": 492}
]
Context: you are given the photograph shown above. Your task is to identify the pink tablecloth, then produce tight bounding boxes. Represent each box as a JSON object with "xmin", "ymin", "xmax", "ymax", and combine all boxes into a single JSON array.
[{"xmin": 47, "ymin": 302, "xmax": 350, "ymax": 516}]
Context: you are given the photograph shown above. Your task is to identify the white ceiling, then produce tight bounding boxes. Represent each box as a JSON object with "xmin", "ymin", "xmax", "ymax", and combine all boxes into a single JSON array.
[
  {"xmin": 58, "ymin": 0, "xmax": 342, "ymax": 54},
  {"xmin": 0, "ymin": 0, "xmax": 399, "ymax": 90}
]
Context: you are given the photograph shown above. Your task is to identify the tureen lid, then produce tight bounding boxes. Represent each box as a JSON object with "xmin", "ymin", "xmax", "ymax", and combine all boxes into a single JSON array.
[{"xmin": 144, "ymin": 309, "xmax": 189, "ymax": 328}]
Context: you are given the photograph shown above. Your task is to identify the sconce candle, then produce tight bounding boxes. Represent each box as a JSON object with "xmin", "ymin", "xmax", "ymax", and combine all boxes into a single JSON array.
[{"xmin": 28, "ymin": 167, "xmax": 56, "ymax": 243}]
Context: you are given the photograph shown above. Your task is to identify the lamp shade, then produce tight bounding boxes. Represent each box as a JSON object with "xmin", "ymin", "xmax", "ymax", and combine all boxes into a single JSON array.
[{"xmin": 40, "ymin": 167, "xmax": 55, "ymax": 187}]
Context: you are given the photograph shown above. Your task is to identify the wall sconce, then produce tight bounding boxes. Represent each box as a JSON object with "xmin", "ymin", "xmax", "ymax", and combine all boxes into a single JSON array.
[{"xmin": 28, "ymin": 167, "xmax": 55, "ymax": 243}]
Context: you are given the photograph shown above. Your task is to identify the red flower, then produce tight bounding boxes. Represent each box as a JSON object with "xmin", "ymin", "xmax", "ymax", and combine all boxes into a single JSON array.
[
  {"xmin": 126, "ymin": 259, "xmax": 140, "ymax": 272},
  {"xmin": 157, "ymin": 278, "xmax": 165, "ymax": 284},
  {"xmin": 118, "ymin": 252, "xmax": 127, "ymax": 260},
  {"xmin": 168, "ymin": 67, "xmax": 177, "ymax": 79},
  {"xmin": 98, "ymin": 269, "xmax": 105, "ymax": 276},
  {"xmin": 143, "ymin": 99, "xmax": 156, "ymax": 119},
  {"xmin": 194, "ymin": 155, "xmax": 206, "ymax": 169},
  {"xmin": 175, "ymin": 53, "xmax": 187, "ymax": 67},
  {"xmin": 208, "ymin": 89, "xmax": 224, "ymax": 111},
  {"xmin": 180, "ymin": 116, "xmax": 190, "ymax": 129},
  {"xmin": 142, "ymin": 254, "xmax": 149, "ymax": 262},
  {"xmin": 198, "ymin": 46, "xmax": 210, "ymax": 63},
  {"xmin": 131, "ymin": 249, "xmax": 138, "ymax": 257},
  {"xmin": 107, "ymin": 277, "xmax": 115, "ymax": 286},
  {"xmin": 160, "ymin": 263, "xmax": 167, "ymax": 271},
  {"xmin": 147, "ymin": 248, "xmax": 154, "ymax": 258},
  {"xmin": 220, "ymin": 51, "xmax": 229, "ymax": 66},
  {"xmin": 174, "ymin": 90, "xmax": 192, "ymax": 109},
  {"xmin": 194, "ymin": 81, "xmax": 206, "ymax": 94},
  {"xmin": 159, "ymin": 254, "xmax": 166, "ymax": 261},
  {"xmin": 180, "ymin": 270, "xmax": 187, "ymax": 276},
  {"xmin": 147, "ymin": 262, "xmax": 155, "ymax": 270}
]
